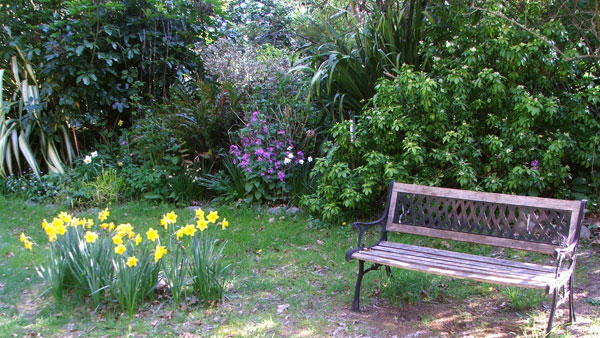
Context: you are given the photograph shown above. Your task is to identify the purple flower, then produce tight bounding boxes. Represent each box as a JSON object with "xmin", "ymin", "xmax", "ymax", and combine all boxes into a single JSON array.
[
  {"xmin": 260, "ymin": 172, "xmax": 265, "ymax": 176},
  {"xmin": 277, "ymin": 171, "xmax": 285, "ymax": 182},
  {"xmin": 278, "ymin": 130, "xmax": 285, "ymax": 135},
  {"xmin": 120, "ymin": 140, "xmax": 128, "ymax": 146},
  {"xmin": 531, "ymin": 160, "xmax": 539, "ymax": 171}
]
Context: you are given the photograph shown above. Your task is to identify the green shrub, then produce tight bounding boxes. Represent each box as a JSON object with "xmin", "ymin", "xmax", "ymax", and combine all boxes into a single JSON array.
[{"xmin": 303, "ymin": 3, "xmax": 600, "ymax": 222}]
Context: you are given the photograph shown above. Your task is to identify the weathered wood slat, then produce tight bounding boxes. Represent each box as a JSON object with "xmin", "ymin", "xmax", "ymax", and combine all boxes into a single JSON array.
[
  {"xmin": 370, "ymin": 249, "xmax": 550, "ymax": 278},
  {"xmin": 377, "ymin": 241, "xmax": 555, "ymax": 273},
  {"xmin": 363, "ymin": 247, "xmax": 557, "ymax": 281},
  {"xmin": 386, "ymin": 223, "xmax": 559, "ymax": 255},
  {"xmin": 356, "ymin": 250, "xmax": 554, "ymax": 286},
  {"xmin": 392, "ymin": 183, "xmax": 581, "ymax": 211},
  {"xmin": 352, "ymin": 252, "xmax": 551, "ymax": 289}
]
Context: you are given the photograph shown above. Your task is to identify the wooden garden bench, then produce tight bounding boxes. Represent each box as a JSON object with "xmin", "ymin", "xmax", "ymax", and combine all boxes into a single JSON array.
[{"xmin": 346, "ymin": 182, "xmax": 586, "ymax": 334}]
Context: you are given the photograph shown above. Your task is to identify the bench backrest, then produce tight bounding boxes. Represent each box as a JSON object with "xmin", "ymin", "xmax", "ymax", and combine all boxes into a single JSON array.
[{"xmin": 384, "ymin": 182, "xmax": 586, "ymax": 255}]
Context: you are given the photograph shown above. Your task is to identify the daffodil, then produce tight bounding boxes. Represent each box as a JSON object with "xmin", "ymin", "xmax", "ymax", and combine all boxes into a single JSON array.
[
  {"xmin": 176, "ymin": 229, "xmax": 184, "ymax": 240},
  {"xmin": 86, "ymin": 219, "xmax": 94, "ymax": 228},
  {"xmin": 55, "ymin": 224, "xmax": 67, "ymax": 236},
  {"xmin": 161, "ymin": 211, "xmax": 177, "ymax": 229},
  {"xmin": 118, "ymin": 120, "xmax": 124, "ymax": 126},
  {"xmin": 41, "ymin": 219, "xmax": 49, "ymax": 230},
  {"xmin": 98, "ymin": 208, "xmax": 110, "ymax": 222},
  {"xmin": 58, "ymin": 211, "xmax": 71, "ymax": 223},
  {"xmin": 221, "ymin": 218, "xmax": 229, "ymax": 230},
  {"xmin": 134, "ymin": 234, "xmax": 142, "ymax": 246},
  {"xmin": 108, "ymin": 222, "xmax": 115, "ymax": 231},
  {"xmin": 196, "ymin": 218, "xmax": 208, "ymax": 231},
  {"xmin": 114, "ymin": 244, "xmax": 126, "ymax": 255},
  {"xmin": 84, "ymin": 155, "xmax": 92, "ymax": 164},
  {"xmin": 207, "ymin": 211, "xmax": 219, "ymax": 223},
  {"xmin": 113, "ymin": 234, "xmax": 123, "ymax": 245},
  {"xmin": 85, "ymin": 231, "xmax": 99, "ymax": 243},
  {"xmin": 195, "ymin": 208, "xmax": 205, "ymax": 220},
  {"xmin": 24, "ymin": 240, "xmax": 33, "ymax": 250},
  {"xmin": 126, "ymin": 256, "xmax": 138, "ymax": 267},
  {"xmin": 19, "ymin": 232, "xmax": 26, "ymax": 243},
  {"xmin": 154, "ymin": 245, "xmax": 167, "ymax": 262},
  {"xmin": 183, "ymin": 224, "xmax": 196, "ymax": 236},
  {"xmin": 101, "ymin": 222, "xmax": 109, "ymax": 230},
  {"xmin": 146, "ymin": 228, "xmax": 159, "ymax": 242}
]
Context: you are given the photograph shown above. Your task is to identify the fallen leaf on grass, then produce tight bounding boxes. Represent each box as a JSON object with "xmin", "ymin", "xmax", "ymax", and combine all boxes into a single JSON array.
[{"xmin": 277, "ymin": 304, "xmax": 289, "ymax": 314}]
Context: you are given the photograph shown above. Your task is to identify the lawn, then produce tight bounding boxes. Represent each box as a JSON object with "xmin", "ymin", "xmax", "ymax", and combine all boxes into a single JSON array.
[{"xmin": 1, "ymin": 196, "xmax": 599, "ymax": 337}]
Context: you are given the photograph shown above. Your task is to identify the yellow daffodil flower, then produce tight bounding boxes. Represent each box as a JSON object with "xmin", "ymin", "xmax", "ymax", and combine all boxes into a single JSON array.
[
  {"xmin": 113, "ymin": 234, "xmax": 123, "ymax": 245},
  {"xmin": 146, "ymin": 228, "xmax": 159, "ymax": 242},
  {"xmin": 207, "ymin": 211, "xmax": 219, "ymax": 223},
  {"xmin": 176, "ymin": 229, "xmax": 184, "ymax": 240},
  {"xmin": 24, "ymin": 240, "xmax": 33, "ymax": 250},
  {"xmin": 86, "ymin": 219, "xmax": 94, "ymax": 228},
  {"xmin": 154, "ymin": 245, "xmax": 167, "ymax": 262},
  {"xmin": 98, "ymin": 208, "xmax": 110, "ymax": 222},
  {"xmin": 114, "ymin": 244, "xmax": 126, "ymax": 255},
  {"xmin": 19, "ymin": 232, "xmax": 26, "ymax": 243},
  {"xmin": 196, "ymin": 219, "xmax": 208, "ymax": 231},
  {"xmin": 195, "ymin": 208, "xmax": 205, "ymax": 220},
  {"xmin": 126, "ymin": 256, "xmax": 138, "ymax": 267},
  {"xmin": 100, "ymin": 222, "xmax": 109, "ymax": 230},
  {"xmin": 134, "ymin": 234, "xmax": 142, "ymax": 246},
  {"xmin": 58, "ymin": 211, "xmax": 71, "ymax": 223},
  {"xmin": 183, "ymin": 224, "xmax": 196, "ymax": 237},
  {"xmin": 85, "ymin": 231, "xmax": 99, "ymax": 243},
  {"xmin": 55, "ymin": 224, "xmax": 67, "ymax": 236},
  {"xmin": 118, "ymin": 120, "xmax": 124, "ymax": 126},
  {"xmin": 41, "ymin": 219, "xmax": 49, "ymax": 230},
  {"xmin": 221, "ymin": 218, "xmax": 229, "ymax": 230},
  {"xmin": 108, "ymin": 222, "xmax": 115, "ymax": 231},
  {"xmin": 52, "ymin": 218, "xmax": 64, "ymax": 228}
]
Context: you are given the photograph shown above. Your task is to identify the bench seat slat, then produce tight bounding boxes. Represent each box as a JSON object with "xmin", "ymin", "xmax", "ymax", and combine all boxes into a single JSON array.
[
  {"xmin": 352, "ymin": 243, "xmax": 565, "ymax": 290},
  {"xmin": 378, "ymin": 241, "xmax": 555, "ymax": 273},
  {"xmin": 366, "ymin": 248, "xmax": 553, "ymax": 281}
]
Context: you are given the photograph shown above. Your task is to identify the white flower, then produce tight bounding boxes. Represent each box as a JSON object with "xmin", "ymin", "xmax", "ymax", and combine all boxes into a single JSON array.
[
  {"xmin": 90, "ymin": 151, "xmax": 98, "ymax": 158},
  {"xmin": 470, "ymin": 47, "xmax": 477, "ymax": 52},
  {"xmin": 307, "ymin": 157, "xmax": 313, "ymax": 162},
  {"xmin": 287, "ymin": 152, "xmax": 294, "ymax": 159},
  {"xmin": 299, "ymin": 159, "xmax": 304, "ymax": 165},
  {"xmin": 283, "ymin": 158, "xmax": 291, "ymax": 164},
  {"xmin": 83, "ymin": 156, "xmax": 92, "ymax": 164},
  {"xmin": 287, "ymin": 146, "xmax": 293, "ymax": 151}
]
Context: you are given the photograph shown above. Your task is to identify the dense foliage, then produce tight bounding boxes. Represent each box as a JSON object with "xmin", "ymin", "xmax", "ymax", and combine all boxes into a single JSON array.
[{"xmin": 303, "ymin": 1, "xmax": 600, "ymax": 221}]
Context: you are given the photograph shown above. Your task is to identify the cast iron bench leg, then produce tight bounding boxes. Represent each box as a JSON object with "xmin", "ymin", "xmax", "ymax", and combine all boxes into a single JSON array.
[
  {"xmin": 547, "ymin": 289, "xmax": 558, "ymax": 334},
  {"xmin": 351, "ymin": 260, "xmax": 365, "ymax": 311}
]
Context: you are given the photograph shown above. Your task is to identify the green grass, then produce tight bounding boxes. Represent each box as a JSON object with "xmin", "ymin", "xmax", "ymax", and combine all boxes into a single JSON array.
[{"xmin": 0, "ymin": 195, "xmax": 575, "ymax": 336}]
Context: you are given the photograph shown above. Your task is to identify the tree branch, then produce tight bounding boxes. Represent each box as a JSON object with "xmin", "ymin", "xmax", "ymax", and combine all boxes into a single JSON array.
[{"xmin": 472, "ymin": 5, "xmax": 600, "ymax": 63}]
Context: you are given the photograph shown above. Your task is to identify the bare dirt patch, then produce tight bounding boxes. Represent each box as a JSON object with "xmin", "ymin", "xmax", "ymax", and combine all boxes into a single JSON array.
[{"xmin": 314, "ymin": 246, "xmax": 600, "ymax": 338}]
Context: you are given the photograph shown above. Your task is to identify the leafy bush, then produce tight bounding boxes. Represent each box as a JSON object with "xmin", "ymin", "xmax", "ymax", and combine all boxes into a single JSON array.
[
  {"xmin": 21, "ymin": 207, "xmax": 230, "ymax": 315},
  {"xmin": 303, "ymin": 2, "xmax": 600, "ymax": 222},
  {"xmin": 1, "ymin": 0, "xmax": 222, "ymax": 135}
]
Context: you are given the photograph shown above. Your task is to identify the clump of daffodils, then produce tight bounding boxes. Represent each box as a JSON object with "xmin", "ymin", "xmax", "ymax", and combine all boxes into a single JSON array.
[{"xmin": 19, "ymin": 206, "xmax": 232, "ymax": 314}]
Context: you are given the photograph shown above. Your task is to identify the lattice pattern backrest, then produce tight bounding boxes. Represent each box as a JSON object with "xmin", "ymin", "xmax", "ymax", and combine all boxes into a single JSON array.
[{"xmin": 391, "ymin": 192, "xmax": 572, "ymax": 247}]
